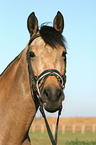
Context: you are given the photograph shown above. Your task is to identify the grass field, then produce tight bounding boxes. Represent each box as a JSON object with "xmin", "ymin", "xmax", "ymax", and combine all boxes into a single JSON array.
[{"xmin": 29, "ymin": 131, "xmax": 96, "ymax": 145}]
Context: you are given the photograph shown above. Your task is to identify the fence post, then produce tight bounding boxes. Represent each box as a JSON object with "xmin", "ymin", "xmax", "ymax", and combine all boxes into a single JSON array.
[
  {"xmin": 81, "ymin": 125, "xmax": 85, "ymax": 134},
  {"xmin": 72, "ymin": 125, "xmax": 75, "ymax": 133},
  {"xmin": 52, "ymin": 124, "xmax": 55, "ymax": 135},
  {"xmin": 32, "ymin": 124, "xmax": 35, "ymax": 132},
  {"xmin": 41, "ymin": 124, "xmax": 44, "ymax": 133},
  {"xmin": 62, "ymin": 125, "xmax": 66, "ymax": 134},
  {"xmin": 92, "ymin": 124, "xmax": 95, "ymax": 133}
]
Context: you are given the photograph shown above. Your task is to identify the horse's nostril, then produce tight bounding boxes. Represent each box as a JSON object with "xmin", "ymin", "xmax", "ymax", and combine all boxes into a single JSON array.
[
  {"xmin": 44, "ymin": 88, "xmax": 50, "ymax": 98},
  {"xmin": 57, "ymin": 89, "xmax": 62, "ymax": 99},
  {"xmin": 43, "ymin": 87, "xmax": 63, "ymax": 101}
]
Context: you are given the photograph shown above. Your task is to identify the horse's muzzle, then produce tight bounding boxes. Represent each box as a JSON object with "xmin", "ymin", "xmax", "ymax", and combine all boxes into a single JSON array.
[
  {"xmin": 41, "ymin": 86, "xmax": 65, "ymax": 112},
  {"xmin": 36, "ymin": 69, "xmax": 66, "ymax": 112}
]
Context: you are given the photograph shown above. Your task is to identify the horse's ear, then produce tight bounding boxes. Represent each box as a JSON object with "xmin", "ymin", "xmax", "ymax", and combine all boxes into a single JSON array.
[
  {"xmin": 27, "ymin": 12, "xmax": 38, "ymax": 37},
  {"xmin": 53, "ymin": 11, "xmax": 64, "ymax": 33}
]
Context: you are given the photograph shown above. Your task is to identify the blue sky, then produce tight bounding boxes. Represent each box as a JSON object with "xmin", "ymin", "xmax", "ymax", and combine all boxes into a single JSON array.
[{"xmin": 0, "ymin": 0, "xmax": 96, "ymax": 117}]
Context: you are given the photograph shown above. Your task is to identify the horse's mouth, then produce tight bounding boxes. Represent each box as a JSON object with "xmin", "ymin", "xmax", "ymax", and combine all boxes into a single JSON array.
[
  {"xmin": 40, "ymin": 85, "xmax": 65, "ymax": 113},
  {"xmin": 43, "ymin": 99, "xmax": 63, "ymax": 113}
]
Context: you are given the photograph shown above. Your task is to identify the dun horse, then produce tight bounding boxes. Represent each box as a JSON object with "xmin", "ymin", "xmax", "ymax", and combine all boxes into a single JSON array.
[{"xmin": 0, "ymin": 11, "xmax": 67, "ymax": 145}]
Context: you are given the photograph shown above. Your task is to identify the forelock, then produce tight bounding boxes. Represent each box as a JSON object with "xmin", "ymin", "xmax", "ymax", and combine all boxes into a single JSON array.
[{"xmin": 40, "ymin": 25, "xmax": 66, "ymax": 49}]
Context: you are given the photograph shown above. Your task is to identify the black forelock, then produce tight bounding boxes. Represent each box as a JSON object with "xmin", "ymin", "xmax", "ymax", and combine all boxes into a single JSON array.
[
  {"xmin": 28, "ymin": 25, "xmax": 66, "ymax": 49},
  {"xmin": 39, "ymin": 25, "xmax": 66, "ymax": 48}
]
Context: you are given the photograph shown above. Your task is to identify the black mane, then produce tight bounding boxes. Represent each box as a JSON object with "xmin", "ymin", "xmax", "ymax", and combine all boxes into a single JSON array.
[{"xmin": 40, "ymin": 25, "xmax": 66, "ymax": 48}]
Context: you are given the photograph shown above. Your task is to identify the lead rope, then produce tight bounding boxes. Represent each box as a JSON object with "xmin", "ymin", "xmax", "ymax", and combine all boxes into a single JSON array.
[{"xmin": 39, "ymin": 100, "xmax": 62, "ymax": 145}]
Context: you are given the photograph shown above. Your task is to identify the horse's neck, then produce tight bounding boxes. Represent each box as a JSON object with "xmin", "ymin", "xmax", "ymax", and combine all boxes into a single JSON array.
[
  {"xmin": 0, "ymin": 46, "xmax": 36, "ymax": 104},
  {"xmin": 0, "ymin": 49, "xmax": 27, "ymax": 93},
  {"xmin": 0, "ymin": 47, "xmax": 38, "ymax": 144}
]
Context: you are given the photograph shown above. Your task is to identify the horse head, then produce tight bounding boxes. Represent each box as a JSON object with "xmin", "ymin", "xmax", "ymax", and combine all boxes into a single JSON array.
[{"xmin": 27, "ymin": 12, "xmax": 67, "ymax": 113}]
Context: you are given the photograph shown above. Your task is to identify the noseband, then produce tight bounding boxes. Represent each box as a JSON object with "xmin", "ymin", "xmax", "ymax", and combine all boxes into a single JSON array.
[
  {"xmin": 26, "ymin": 34, "xmax": 66, "ymax": 145},
  {"xmin": 36, "ymin": 69, "xmax": 64, "ymax": 98}
]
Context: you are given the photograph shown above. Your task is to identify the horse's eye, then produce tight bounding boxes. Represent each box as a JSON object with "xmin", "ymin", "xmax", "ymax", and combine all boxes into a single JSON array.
[
  {"xmin": 62, "ymin": 51, "xmax": 66, "ymax": 61},
  {"xmin": 29, "ymin": 51, "xmax": 35, "ymax": 58}
]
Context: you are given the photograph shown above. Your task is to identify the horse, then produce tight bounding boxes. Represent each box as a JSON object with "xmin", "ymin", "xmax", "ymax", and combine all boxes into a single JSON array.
[{"xmin": 0, "ymin": 11, "xmax": 67, "ymax": 145}]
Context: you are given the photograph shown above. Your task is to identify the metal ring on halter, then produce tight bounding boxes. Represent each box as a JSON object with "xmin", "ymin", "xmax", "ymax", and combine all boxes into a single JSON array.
[{"xmin": 36, "ymin": 69, "xmax": 64, "ymax": 98}]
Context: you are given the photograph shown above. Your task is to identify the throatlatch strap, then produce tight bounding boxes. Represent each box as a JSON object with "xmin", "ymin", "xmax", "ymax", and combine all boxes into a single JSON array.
[{"xmin": 39, "ymin": 101, "xmax": 62, "ymax": 145}]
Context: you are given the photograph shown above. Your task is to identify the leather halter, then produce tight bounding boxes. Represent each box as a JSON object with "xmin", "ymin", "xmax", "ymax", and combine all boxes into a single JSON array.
[{"xmin": 26, "ymin": 34, "xmax": 66, "ymax": 145}]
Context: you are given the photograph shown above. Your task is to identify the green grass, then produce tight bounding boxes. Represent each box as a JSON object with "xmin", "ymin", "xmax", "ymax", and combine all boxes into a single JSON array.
[
  {"xmin": 29, "ymin": 131, "xmax": 96, "ymax": 145},
  {"xmin": 65, "ymin": 139, "xmax": 96, "ymax": 145}
]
